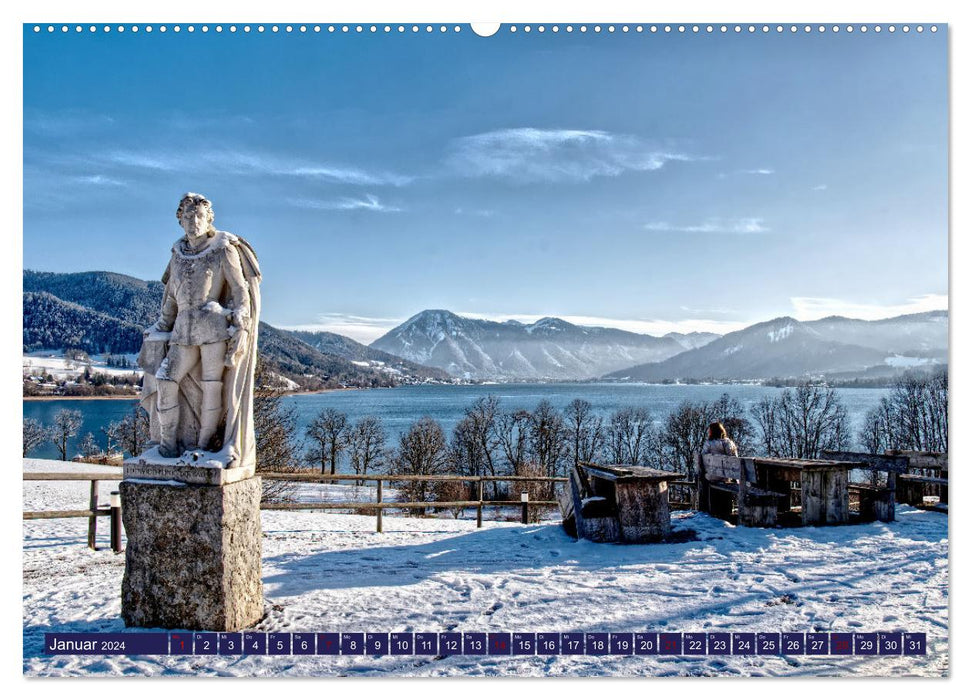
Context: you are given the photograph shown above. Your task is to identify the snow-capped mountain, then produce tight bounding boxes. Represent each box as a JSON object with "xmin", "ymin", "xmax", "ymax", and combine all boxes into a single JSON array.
[
  {"xmin": 605, "ymin": 311, "xmax": 948, "ymax": 382},
  {"xmin": 663, "ymin": 331, "xmax": 721, "ymax": 351},
  {"xmin": 370, "ymin": 310, "xmax": 703, "ymax": 381}
]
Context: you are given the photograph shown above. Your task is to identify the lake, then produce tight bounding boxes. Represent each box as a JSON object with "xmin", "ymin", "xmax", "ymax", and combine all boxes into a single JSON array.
[{"xmin": 23, "ymin": 383, "xmax": 889, "ymax": 466}]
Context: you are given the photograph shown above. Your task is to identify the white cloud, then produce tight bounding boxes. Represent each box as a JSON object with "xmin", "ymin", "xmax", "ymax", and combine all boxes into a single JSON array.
[
  {"xmin": 287, "ymin": 194, "xmax": 402, "ymax": 213},
  {"xmin": 70, "ymin": 175, "xmax": 126, "ymax": 187},
  {"xmin": 454, "ymin": 207, "xmax": 495, "ymax": 217},
  {"xmin": 740, "ymin": 168, "xmax": 774, "ymax": 175},
  {"xmin": 644, "ymin": 217, "xmax": 769, "ymax": 234},
  {"xmin": 281, "ymin": 314, "xmax": 404, "ymax": 344},
  {"xmin": 91, "ymin": 149, "xmax": 413, "ymax": 186},
  {"xmin": 446, "ymin": 128, "xmax": 698, "ymax": 183},
  {"xmin": 812, "ymin": 184, "xmax": 828, "ymax": 191},
  {"xmin": 25, "ymin": 110, "xmax": 115, "ymax": 136},
  {"xmin": 789, "ymin": 294, "xmax": 948, "ymax": 321}
]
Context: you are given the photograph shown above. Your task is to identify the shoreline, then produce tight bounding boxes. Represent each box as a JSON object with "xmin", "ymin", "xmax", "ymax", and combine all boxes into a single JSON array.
[
  {"xmin": 22, "ymin": 394, "xmax": 141, "ymax": 402},
  {"xmin": 23, "ymin": 386, "xmax": 368, "ymax": 402}
]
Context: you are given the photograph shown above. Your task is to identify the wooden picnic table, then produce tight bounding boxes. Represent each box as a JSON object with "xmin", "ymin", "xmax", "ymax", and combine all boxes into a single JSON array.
[
  {"xmin": 752, "ymin": 457, "xmax": 858, "ymax": 526},
  {"xmin": 579, "ymin": 463, "xmax": 685, "ymax": 542}
]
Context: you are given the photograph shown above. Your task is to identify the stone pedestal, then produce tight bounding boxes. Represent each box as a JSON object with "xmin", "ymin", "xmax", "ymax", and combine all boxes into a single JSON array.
[{"xmin": 120, "ymin": 469, "xmax": 264, "ymax": 631}]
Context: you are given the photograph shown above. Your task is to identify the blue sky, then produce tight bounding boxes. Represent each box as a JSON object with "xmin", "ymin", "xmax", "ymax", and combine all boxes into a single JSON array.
[{"xmin": 23, "ymin": 25, "xmax": 948, "ymax": 343}]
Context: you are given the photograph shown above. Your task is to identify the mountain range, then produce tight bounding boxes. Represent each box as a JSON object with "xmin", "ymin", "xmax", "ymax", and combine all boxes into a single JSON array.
[
  {"xmin": 22, "ymin": 270, "xmax": 447, "ymax": 390},
  {"xmin": 370, "ymin": 310, "xmax": 718, "ymax": 381},
  {"xmin": 603, "ymin": 312, "xmax": 948, "ymax": 383},
  {"xmin": 23, "ymin": 269, "xmax": 948, "ymax": 386}
]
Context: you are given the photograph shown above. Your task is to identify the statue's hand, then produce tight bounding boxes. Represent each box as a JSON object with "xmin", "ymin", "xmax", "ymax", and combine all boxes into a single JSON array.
[
  {"xmin": 225, "ymin": 328, "xmax": 248, "ymax": 367},
  {"xmin": 229, "ymin": 305, "xmax": 251, "ymax": 331},
  {"xmin": 145, "ymin": 319, "xmax": 170, "ymax": 335}
]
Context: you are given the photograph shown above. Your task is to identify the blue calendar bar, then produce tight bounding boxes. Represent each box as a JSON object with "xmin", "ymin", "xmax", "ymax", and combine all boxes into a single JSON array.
[{"xmin": 43, "ymin": 631, "xmax": 929, "ymax": 656}]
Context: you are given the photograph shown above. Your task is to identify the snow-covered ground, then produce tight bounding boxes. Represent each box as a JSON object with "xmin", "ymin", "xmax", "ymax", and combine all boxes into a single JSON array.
[
  {"xmin": 23, "ymin": 459, "xmax": 948, "ymax": 677},
  {"xmin": 23, "ymin": 351, "xmax": 142, "ymax": 381}
]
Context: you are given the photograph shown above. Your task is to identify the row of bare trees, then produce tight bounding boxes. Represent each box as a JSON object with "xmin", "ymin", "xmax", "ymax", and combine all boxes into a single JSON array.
[{"xmin": 859, "ymin": 369, "xmax": 948, "ymax": 454}]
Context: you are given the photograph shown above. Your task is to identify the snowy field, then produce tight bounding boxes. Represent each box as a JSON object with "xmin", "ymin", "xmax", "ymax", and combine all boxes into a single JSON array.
[
  {"xmin": 23, "ymin": 459, "xmax": 948, "ymax": 677},
  {"xmin": 23, "ymin": 351, "xmax": 142, "ymax": 381}
]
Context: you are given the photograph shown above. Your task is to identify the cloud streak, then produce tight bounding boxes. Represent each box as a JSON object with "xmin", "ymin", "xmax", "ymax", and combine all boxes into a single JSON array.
[
  {"xmin": 644, "ymin": 217, "xmax": 769, "ymax": 234},
  {"xmin": 281, "ymin": 313, "xmax": 404, "ymax": 344},
  {"xmin": 789, "ymin": 294, "xmax": 947, "ymax": 321},
  {"xmin": 60, "ymin": 148, "xmax": 414, "ymax": 187},
  {"xmin": 287, "ymin": 194, "xmax": 402, "ymax": 213},
  {"xmin": 446, "ymin": 128, "xmax": 699, "ymax": 183}
]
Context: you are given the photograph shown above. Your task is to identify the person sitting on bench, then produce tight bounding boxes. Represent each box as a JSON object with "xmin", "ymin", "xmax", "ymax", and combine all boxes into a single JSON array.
[{"xmin": 702, "ymin": 422, "xmax": 739, "ymax": 457}]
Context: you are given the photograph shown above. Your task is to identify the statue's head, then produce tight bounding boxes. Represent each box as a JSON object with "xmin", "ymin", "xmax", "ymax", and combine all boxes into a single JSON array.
[{"xmin": 176, "ymin": 192, "xmax": 216, "ymax": 240}]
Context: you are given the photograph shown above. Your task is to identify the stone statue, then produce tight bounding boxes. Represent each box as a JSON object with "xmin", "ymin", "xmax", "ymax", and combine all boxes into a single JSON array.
[{"xmin": 135, "ymin": 193, "xmax": 261, "ymax": 470}]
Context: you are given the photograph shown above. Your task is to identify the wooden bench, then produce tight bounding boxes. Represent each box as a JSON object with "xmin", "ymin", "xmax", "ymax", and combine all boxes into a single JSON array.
[
  {"xmin": 887, "ymin": 450, "xmax": 948, "ymax": 507},
  {"xmin": 697, "ymin": 454, "xmax": 786, "ymax": 527},
  {"xmin": 559, "ymin": 463, "xmax": 684, "ymax": 543},
  {"xmin": 559, "ymin": 465, "xmax": 620, "ymax": 542},
  {"xmin": 820, "ymin": 450, "xmax": 908, "ymax": 522}
]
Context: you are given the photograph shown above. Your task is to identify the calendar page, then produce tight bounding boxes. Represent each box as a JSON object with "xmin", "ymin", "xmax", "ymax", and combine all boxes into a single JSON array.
[{"xmin": 21, "ymin": 14, "xmax": 948, "ymax": 679}]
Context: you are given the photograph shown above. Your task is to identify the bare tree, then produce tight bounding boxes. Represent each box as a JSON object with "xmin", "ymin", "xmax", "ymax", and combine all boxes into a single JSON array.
[
  {"xmin": 306, "ymin": 408, "xmax": 349, "ymax": 475},
  {"xmin": 563, "ymin": 399, "xmax": 604, "ymax": 468},
  {"xmin": 451, "ymin": 397, "xmax": 503, "ymax": 497},
  {"xmin": 710, "ymin": 394, "xmax": 754, "ymax": 455},
  {"xmin": 78, "ymin": 432, "xmax": 100, "ymax": 458},
  {"xmin": 605, "ymin": 406, "xmax": 658, "ymax": 466},
  {"xmin": 857, "ymin": 369, "xmax": 948, "ymax": 453},
  {"xmin": 50, "ymin": 408, "xmax": 83, "ymax": 460},
  {"xmin": 528, "ymin": 400, "xmax": 567, "ymax": 478},
  {"xmin": 23, "ymin": 418, "xmax": 48, "ymax": 457},
  {"xmin": 887, "ymin": 369, "xmax": 948, "ymax": 452},
  {"xmin": 513, "ymin": 461, "xmax": 548, "ymax": 520},
  {"xmin": 662, "ymin": 401, "xmax": 710, "ymax": 477},
  {"xmin": 106, "ymin": 404, "xmax": 151, "ymax": 457},
  {"xmin": 253, "ymin": 358, "xmax": 302, "ymax": 503},
  {"xmin": 751, "ymin": 396, "xmax": 779, "ymax": 456},
  {"xmin": 348, "ymin": 415, "xmax": 386, "ymax": 479},
  {"xmin": 753, "ymin": 384, "xmax": 850, "ymax": 459},
  {"xmin": 465, "ymin": 396, "xmax": 502, "ymax": 479},
  {"xmin": 392, "ymin": 417, "xmax": 449, "ymax": 513},
  {"xmin": 496, "ymin": 409, "xmax": 531, "ymax": 474}
]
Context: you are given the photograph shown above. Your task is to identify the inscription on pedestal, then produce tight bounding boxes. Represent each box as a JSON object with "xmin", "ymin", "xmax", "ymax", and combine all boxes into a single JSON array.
[{"xmin": 123, "ymin": 460, "xmax": 255, "ymax": 486}]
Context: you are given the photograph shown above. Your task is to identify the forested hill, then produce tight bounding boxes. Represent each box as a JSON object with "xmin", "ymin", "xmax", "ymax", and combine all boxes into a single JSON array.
[
  {"xmin": 22, "ymin": 270, "xmax": 449, "ymax": 390},
  {"xmin": 23, "ymin": 291, "xmax": 145, "ymax": 355},
  {"xmin": 23, "ymin": 270, "xmax": 163, "ymax": 327}
]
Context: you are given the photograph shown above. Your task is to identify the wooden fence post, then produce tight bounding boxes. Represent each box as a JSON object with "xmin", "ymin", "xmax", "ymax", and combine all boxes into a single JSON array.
[
  {"xmin": 88, "ymin": 479, "xmax": 99, "ymax": 550},
  {"xmin": 110, "ymin": 491, "xmax": 122, "ymax": 554},
  {"xmin": 376, "ymin": 479, "xmax": 383, "ymax": 533},
  {"xmin": 476, "ymin": 478, "xmax": 483, "ymax": 528}
]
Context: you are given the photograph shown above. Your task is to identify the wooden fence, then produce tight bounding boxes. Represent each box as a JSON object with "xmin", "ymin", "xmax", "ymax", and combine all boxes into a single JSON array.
[
  {"xmin": 23, "ymin": 472, "xmax": 121, "ymax": 551},
  {"xmin": 259, "ymin": 472, "xmax": 567, "ymax": 532},
  {"xmin": 23, "ymin": 471, "xmax": 568, "ymax": 540}
]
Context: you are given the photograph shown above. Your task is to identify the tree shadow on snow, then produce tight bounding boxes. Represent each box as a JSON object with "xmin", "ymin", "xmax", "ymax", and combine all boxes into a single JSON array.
[{"xmin": 261, "ymin": 509, "xmax": 946, "ymax": 598}]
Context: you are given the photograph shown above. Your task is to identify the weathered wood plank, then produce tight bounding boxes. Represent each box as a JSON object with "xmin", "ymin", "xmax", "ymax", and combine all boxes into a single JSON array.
[
  {"xmin": 24, "ymin": 509, "xmax": 110, "ymax": 520},
  {"xmin": 614, "ymin": 480, "xmax": 670, "ymax": 542},
  {"xmin": 23, "ymin": 472, "xmax": 121, "ymax": 481},
  {"xmin": 820, "ymin": 451, "xmax": 910, "ymax": 474}
]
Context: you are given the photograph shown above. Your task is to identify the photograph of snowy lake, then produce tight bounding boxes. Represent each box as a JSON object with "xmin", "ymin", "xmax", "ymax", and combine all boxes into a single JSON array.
[{"xmin": 22, "ymin": 20, "xmax": 947, "ymax": 679}]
